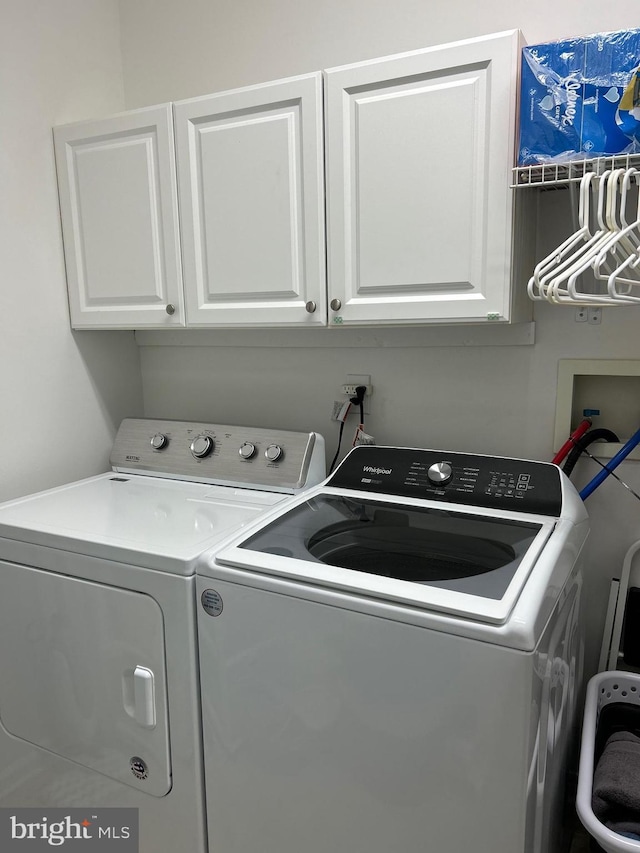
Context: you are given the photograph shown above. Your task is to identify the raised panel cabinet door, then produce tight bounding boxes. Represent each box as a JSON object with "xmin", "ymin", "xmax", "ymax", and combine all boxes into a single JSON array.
[
  {"xmin": 325, "ymin": 30, "xmax": 521, "ymax": 326},
  {"xmin": 54, "ymin": 105, "xmax": 185, "ymax": 329},
  {"xmin": 174, "ymin": 73, "xmax": 326, "ymax": 327}
]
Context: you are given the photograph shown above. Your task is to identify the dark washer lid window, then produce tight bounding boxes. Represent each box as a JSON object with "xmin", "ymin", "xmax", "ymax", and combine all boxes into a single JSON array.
[{"xmin": 240, "ymin": 495, "xmax": 543, "ymax": 600}]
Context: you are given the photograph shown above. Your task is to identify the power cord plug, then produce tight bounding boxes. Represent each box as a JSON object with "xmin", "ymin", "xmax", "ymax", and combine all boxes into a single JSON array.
[
  {"xmin": 350, "ymin": 385, "xmax": 367, "ymax": 448},
  {"xmin": 349, "ymin": 385, "xmax": 367, "ymax": 405},
  {"xmin": 350, "ymin": 385, "xmax": 367, "ymax": 425},
  {"xmin": 331, "ymin": 386, "xmax": 373, "ymax": 472}
]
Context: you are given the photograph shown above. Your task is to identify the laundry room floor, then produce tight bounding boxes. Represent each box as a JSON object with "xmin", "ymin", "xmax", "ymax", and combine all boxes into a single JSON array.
[{"xmin": 569, "ymin": 823, "xmax": 592, "ymax": 852}]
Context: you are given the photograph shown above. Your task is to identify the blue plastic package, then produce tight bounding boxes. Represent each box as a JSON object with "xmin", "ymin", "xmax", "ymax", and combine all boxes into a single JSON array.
[
  {"xmin": 518, "ymin": 29, "xmax": 640, "ymax": 165},
  {"xmin": 616, "ymin": 66, "xmax": 640, "ymax": 144}
]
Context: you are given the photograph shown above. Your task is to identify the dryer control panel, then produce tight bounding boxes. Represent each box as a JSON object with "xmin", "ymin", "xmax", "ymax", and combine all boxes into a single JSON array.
[
  {"xmin": 110, "ymin": 419, "xmax": 326, "ymax": 493},
  {"xmin": 329, "ymin": 446, "xmax": 563, "ymax": 516}
]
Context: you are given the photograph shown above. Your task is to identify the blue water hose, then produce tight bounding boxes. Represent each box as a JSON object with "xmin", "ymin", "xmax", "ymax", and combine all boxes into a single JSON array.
[{"xmin": 579, "ymin": 425, "xmax": 640, "ymax": 500}]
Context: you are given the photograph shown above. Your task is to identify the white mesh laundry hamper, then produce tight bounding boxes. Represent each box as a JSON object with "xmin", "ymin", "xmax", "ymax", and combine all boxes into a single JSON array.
[{"xmin": 577, "ymin": 671, "xmax": 640, "ymax": 852}]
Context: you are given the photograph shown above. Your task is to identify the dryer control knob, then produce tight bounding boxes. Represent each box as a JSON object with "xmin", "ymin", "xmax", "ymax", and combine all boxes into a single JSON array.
[
  {"xmin": 239, "ymin": 442, "xmax": 256, "ymax": 460},
  {"xmin": 265, "ymin": 444, "xmax": 283, "ymax": 463},
  {"xmin": 190, "ymin": 435, "xmax": 215, "ymax": 459},
  {"xmin": 427, "ymin": 461, "xmax": 453, "ymax": 485},
  {"xmin": 150, "ymin": 433, "xmax": 168, "ymax": 450}
]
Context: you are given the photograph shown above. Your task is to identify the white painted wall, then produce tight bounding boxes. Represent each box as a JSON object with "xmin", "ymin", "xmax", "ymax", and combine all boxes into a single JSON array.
[
  {"xmin": 119, "ymin": 0, "xmax": 638, "ymax": 105},
  {"xmin": 118, "ymin": 0, "xmax": 640, "ymax": 672},
  {"xmin": 0, "ymin": 0, "xmax": 143, "ymax": 501}
]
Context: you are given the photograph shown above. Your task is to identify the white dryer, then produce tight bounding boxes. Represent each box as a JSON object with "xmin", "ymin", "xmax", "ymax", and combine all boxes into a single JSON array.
[
  {"xmin": 0, "ymin": 418, "xmax": 325, "ymax": 853},
  {"xmin": 197, "ymin": 445, "xmax": 589, "ymax": 853}
]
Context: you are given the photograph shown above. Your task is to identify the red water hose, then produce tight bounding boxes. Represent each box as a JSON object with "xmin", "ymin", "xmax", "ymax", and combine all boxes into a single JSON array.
[{"xmin": 552, "ymin": 418, "xmax": 592, "ymax": 466}]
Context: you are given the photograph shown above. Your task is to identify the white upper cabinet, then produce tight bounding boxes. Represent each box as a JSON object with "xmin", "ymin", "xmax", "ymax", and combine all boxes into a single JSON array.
[
  {"xmin": 174, "ymin": 73, "xmax": 326, "ymax": 327},
  {"xmin": 54, "ymin": 105, "xmax": 184, "ymax": 329},
  {"xmin": 324, "ymin": 30, "xmax": 522, "ymax": 325},
  {"xmin": 54, "ymin": 32, "xmax": 524, "ymax": 330}
]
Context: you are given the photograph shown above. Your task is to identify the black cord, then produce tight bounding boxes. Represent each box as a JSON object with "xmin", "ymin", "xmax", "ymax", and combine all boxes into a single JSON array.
[
  {"xmin": 562, "ymin": 428, "xmax": 620, "ymax": 477},
  {"xmin": 329, "ymin": 419, "xmax": 346, "ymax": 474},
  {"xmin": 352, "ymin": 385, "xmax": 366, "ymax": 427},
  {"xmin": 331, "ymin": 386, "xmax": 367, "ymax": 473}
]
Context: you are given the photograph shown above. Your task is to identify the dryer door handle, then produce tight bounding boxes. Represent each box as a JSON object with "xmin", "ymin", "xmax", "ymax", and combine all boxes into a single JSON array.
[{"xmin": 122, "ymin": 666, "xmax": 157, "ymax": 729}]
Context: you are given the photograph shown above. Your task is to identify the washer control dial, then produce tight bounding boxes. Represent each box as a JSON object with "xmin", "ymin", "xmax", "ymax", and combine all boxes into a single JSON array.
[
  {"xmin": 150, "ymin": 433, "xmax": 168, "ymax": 450},
  {"xmin": 190, "ymin": 435, "xmax": 215, "ymax": 459},
  {"xmin": 265, "ymin": 444, "xmax": 283, "ymax": 463},
  {"xmin": 427, "ymin": 461, "xmax": 453, "ymax": 485},
  {"xmin": 239, "ymin": 442, "xmax": 256, "ymax": 460}
]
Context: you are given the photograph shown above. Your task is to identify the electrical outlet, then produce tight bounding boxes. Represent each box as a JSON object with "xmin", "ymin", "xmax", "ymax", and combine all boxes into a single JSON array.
[
  {"xmin": 341, "ymin": 374, "xmax": 372, "ymax": 415},
  {"xmin": 342, "ymin": 384, "xmax": 373, "ymax": 397}
]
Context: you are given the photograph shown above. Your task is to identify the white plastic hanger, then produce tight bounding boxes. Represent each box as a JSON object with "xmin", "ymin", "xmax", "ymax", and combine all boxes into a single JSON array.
[
  {"xmin": 527, "ymin": 171, "xmax": 596, "ymax": 301},
  {"xmin": 546, "ymin": 170, "xmax": 635, "ymax": 304},
  {"xmin": 526, "ymin": 164, "xmax": 640, "ymax": 307},
  {"xmin": 599, "ymin": 169, "xmax": 640, "ymax": 299},
  {"xmin": 557, "ymin": 169, "xmax": 628, "ymax": 303},
  {"xmin": 542, "ymin": 170, "xmax": 615, "ymax": 304},
  {"xmin": 593, "ymin": 169, "xmax": 640, "ymax": 267}
]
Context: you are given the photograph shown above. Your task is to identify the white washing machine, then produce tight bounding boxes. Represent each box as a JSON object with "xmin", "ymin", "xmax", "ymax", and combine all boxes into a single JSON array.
[
  {"xmin": 0, "ymin": 418, "xmax": 325, "ymax": 853},
  {"xmin": 197, "ymin": 444, "xmax": 589, "ymax": 853}
]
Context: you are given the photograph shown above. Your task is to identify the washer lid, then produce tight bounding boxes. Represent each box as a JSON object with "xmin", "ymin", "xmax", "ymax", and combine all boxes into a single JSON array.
[{"xmin": 216, "ymin": 491, "xmax": 557, "ymax": 624}]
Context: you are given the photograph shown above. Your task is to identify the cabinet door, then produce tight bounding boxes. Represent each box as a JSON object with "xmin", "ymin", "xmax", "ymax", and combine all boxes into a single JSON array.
[
  {"xmin": 54, "ymin": 106, "xmax": 185, "ymax": 329},
  {"xmin": 174, "ymin": 74, "xmax": 326, "ymax": 327},
  {"xmin": 325, "ymin": 31, "xmax": 521, "ymax": 325}
]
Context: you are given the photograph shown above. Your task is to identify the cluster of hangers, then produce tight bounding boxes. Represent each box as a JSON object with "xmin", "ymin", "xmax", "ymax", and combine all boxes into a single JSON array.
[{"xmin": 528, "ymin": 167, "xmax": 640, "ymax": 306}]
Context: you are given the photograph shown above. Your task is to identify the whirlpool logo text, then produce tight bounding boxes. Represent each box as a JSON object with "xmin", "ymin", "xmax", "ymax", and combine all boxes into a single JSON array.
[{"xmin": 362, "ymin": 466, "xmax": 392, "ymax": 475}]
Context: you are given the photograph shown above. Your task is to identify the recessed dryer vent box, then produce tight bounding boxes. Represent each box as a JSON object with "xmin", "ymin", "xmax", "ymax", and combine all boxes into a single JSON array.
[{"xmin": 555, "ymin": 360, "xmax": 640, "ymax": 461}]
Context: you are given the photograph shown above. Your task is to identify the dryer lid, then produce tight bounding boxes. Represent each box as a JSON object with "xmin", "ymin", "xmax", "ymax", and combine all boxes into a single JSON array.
[{"xmin": 0, "ymin": 473, "xmax": 282, "ymax": 574}]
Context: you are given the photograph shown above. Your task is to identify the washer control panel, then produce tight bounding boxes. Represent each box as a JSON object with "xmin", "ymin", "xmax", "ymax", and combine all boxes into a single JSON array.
[
  {"xmin": 329, "ymin": 446, "xmax": 563, "ymax": 516},
  {"xmin": 110, "ymin": 419, "xmax": 325, "ymax": 492}
]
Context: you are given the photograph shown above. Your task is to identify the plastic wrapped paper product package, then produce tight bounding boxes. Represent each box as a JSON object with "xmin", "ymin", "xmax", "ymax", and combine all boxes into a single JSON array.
[{"xmin": 518, "ymin": 29, "xmax": 640, "ymax": 166}]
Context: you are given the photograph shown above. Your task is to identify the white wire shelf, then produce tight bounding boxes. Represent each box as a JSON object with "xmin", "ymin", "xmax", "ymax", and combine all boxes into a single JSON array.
[{"xmin": 512, "ymin": 153, "xmax": 640, "ymax": 189}]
